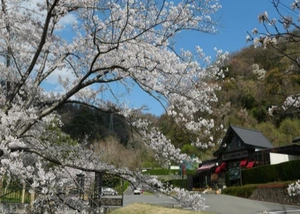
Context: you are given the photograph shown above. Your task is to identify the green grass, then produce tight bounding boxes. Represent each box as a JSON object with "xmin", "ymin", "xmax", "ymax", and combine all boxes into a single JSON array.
[{"xmin": 109, "ymin": 203, "xmax": 214, "ymax": 214}]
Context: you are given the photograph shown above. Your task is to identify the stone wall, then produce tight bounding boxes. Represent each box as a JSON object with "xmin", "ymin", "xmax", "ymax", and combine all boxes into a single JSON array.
[{"xmin": 249, "ymin": 187, "xmax": 300, "ymax": 206}]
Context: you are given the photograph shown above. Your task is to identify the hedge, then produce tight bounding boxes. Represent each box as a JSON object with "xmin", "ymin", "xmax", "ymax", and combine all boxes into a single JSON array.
[
  {"xmin": 242, "ymin": 160, "xmax": 300, "ymax": 185},
  {"xmin": 222, "ymin": 184, "xmax": 257, "ymax": 198}
]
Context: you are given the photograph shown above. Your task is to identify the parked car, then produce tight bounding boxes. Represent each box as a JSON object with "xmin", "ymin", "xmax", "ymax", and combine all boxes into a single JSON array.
[
  {"xmin": 101, "ymin": 187, "xmax": 118, "ymax": 195},
  {"xmin": 133, "ymin": 188, "xmax": 143, "ymax": 195}
]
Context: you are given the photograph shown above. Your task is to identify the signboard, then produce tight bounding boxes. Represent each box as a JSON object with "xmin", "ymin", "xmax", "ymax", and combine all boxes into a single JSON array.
[
  {"xmin": 222, "ymin": 150, "xmax": 248, "ymax": 161},
  {"xmin": 229, "ymin": 167, "xmax": 240, "ymax": 180}
]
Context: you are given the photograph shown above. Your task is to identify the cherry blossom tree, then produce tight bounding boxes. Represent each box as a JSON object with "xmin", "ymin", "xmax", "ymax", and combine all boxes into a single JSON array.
[{"xmin": 0, "ymin": 0, "xmax": 227, "ymax": 212}]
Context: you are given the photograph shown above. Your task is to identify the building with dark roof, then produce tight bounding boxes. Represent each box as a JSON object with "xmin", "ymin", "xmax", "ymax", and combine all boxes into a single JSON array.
[
  {"xmin": 194, "ymin": 125, "xmax": 300, "ymax": 188},
  {"xmin": 213, "ymin": 125, "xmax": 273, "ymax": 162}
]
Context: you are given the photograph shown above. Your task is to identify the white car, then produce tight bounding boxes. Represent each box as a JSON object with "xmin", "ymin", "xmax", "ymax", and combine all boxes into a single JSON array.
[
  {"xmin": 133, "ymin": 188, "xmax": 143, "ymax": 195},
  {"xmin": 101, "ymin": 187, "xmax": 118, "ymax": 195}
]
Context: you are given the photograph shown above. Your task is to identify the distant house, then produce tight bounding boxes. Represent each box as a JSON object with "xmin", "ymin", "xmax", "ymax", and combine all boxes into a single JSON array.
[
  {"xmin": 212, "ymin": 125, "xmax": 274, "ymax": 185},
  {"xmin": 193, "ymin": 125, "xmax": 300, "ymax": 188},
  {"xmin": 214, "ymin": 125, "xmax": 273, "ymax": 162}
]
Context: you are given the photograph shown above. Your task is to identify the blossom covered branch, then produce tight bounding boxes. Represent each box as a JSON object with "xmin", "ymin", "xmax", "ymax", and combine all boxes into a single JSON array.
[{"xmin": 0, "ymin": 0, "xmax": 226, "ymax": 212}]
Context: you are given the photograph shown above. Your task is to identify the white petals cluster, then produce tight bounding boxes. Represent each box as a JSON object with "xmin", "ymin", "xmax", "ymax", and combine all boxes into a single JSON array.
[
  {"xmin": 268, "ymin": 94, "xmax": 300, "ymax": 116},
  {"xmin": 252, "ymin": 28, "xmax": 258, "ymax": 34},
  {"xmin": 258, "ymin": 11, "xmax": 268, "ymax": 23},
  {"xmin": 288, "ymin": 180, "xmax": 300, "ymax": 196},
  {"xmin": 248, "ymin": 0, "xmax": 300, "ymax": 49},
  {"xmin": 31, "ymin": 161, "xmax": 56, "ymax": 194},
  {"xmin": 169, "ymin": 187, "xmax": 207, "ymax": 211},
  {"xmin": 252, "ymin": 64, "xmax": 266, "ymax": 80},
  {"xmin": 268, "ymin": 105, "xmax": 279, "ymax": 116},
  {"xmin": 291, "ymin": 0, "xmax": 300, "ymax": 11},
  {"xmin": 130, "ymin": 118, "xmax": 190, "ymax": 164},
  {"xmin": 253, "ymin": 36, "xmax": 277, "ymax": 49},
  {"xmin": 282, "ymin": 95, "xmax": 300, "ymax": 110},
  {"xmin": 282, "ymin": 16, "xmax": 293, "ymax": 29}
]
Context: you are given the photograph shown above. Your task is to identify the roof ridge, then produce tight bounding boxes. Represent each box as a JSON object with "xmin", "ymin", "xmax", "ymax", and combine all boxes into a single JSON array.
[{"xmin": 231, "ymin": 125, "xmax": 261, "ymax": 133}]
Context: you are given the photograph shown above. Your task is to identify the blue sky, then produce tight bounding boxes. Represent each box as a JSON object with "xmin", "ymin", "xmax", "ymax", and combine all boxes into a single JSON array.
[
  {"xmin": 177, "ymin": 0, "xmax": 292, "ymax": 58},
  {"xmin": 46, "ymin": 0, "xmax": 294, "ymax": 116},
  {"xmin": 132, "ymin": 0, "xmax": 288, "ymax": 116}
]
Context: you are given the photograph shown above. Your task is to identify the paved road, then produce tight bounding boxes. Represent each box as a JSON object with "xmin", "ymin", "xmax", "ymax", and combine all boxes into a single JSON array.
[
  {"xmin": 203, "ymin": 194, "xmax": 300, "ymax": 214},
  {"xmin": 122, "ymin": 193, "xmax": 300, "ymax": 214}
]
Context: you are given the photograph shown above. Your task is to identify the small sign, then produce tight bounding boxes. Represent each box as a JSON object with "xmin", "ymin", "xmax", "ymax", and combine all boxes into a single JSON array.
[{"xmin": 229, "ymin": 167, "xmax": 240, "ymax": 180}]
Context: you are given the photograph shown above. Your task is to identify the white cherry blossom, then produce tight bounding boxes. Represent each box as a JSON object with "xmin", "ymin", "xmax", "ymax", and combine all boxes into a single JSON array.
[{"xmin": 0, "ymin": 0, "xmax": 226, "ymax": 212}]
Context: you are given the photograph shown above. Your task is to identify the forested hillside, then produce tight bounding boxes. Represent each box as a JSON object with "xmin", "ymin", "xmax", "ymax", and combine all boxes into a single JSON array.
[
  {"xmin": 57, "ymin": 104, "xmax": 162, "ymax": 169},
  {"xmin": 215, "ymin": 32, "xmax": 300, "ymax": 148},
  {"xmin": 57, "ymin": 104, "xmax": 131, "ymax": 145},
  {"xmin": 157, "ymin": 30, "xmax": 300, "ymax": 160}
]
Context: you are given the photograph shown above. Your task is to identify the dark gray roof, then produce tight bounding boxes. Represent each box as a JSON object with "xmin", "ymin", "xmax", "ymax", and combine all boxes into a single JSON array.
[
  {"xmin": 231, "ymin": 125, "xmax": 273, "ymax": 148},
  {"xmin": 292, "ymin": 136, "xmax": 300, "ymax": 143}
]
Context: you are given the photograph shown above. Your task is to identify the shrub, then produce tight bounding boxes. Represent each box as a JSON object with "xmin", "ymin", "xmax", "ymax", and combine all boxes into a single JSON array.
[{"xmin": 222, "ymin": 184, "xmax": 257, "ymax": 198}]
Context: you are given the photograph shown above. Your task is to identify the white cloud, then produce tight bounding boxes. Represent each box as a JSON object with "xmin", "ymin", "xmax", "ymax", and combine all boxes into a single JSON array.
[
  {"xmin": 42, "ymin": 67, "xmax": 77, "ymax": 94},
  {"xmin": 45, "ymin": 67, "xmax": 76, "ymax": 84},
  {"xmin": 58, "ymin": 13, "xmax": 77, "ymax": 27}
]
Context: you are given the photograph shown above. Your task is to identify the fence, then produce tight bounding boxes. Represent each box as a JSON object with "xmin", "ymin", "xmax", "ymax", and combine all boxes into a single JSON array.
[
  {"xmin": 0, "ymin": 173, "xmax": 124, "ymax": 207},
  {"xmin": 0, "ymin": 181, "xmax": 31, "ymax": 204},
  {"xmin": 0, "ymin": 189, "xmax": 30, "ymax": 204}
]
